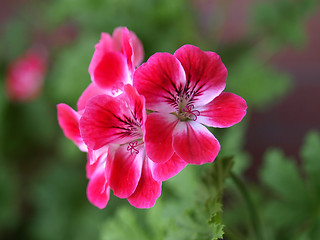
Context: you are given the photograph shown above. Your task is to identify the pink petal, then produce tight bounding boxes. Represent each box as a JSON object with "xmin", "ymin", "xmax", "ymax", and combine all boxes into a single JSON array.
[
  {"xmin": 112, "ymin": 27, "xmax": 144, "ymax": 67},
  {"xmin": 86, "ymin": 152, "xmax": 99, "ymax": 179},
  {"xmin": 150, "ymin": 153, "xmax": 187, "ymax": 181},
  {"xmin": 57, "ymin": 103, "xmax": 87, "ymax": 151},
  {"xmin": 88, "ymin": 32, "xmax": 114, "ymax": 77},
  {"xmin": 174, "ymin": 45, "xmax": 227, "ymax": 106},
  {"xmin": 120, "ymin": 27, "xmax": 134, "ymax": 74},
  {"xmin": 93, "ymin": 51, "xmax": 131, "ymax": 91},
  {"xmin": 127, "ymin": 158, "xmax": 162, "ymax": 208},
  {"xmin": 144, "ymin": 113, "xmax": 178, "ymax": 163},
  {"xmin": 111, "ymin": 27, "xmax": 125, "ymax": 52},
  {"xmin": 129, "ymin": 31, "xmax": 144, "ymax": 67},
  {"xmin": 106, "ymin": 144, "xmax": 143, "ymax": 198},
  {"xmin": 123, "ymin": 84, "xmax": 147, "ymax": 130},
  {"xmin": 87, "ymin": 166, "xmax": 110, "ymax": 209},
  {"xmin": 87, "ymin": 145, "xmax": 109, "ymax": 166},
  {"xmin": 197, "ymin": 92, "xmax": 247, "ymax": 128},
  {"xmin": 173, "ymin": 121, "xmax": 220, "ymax": 165},
  {"xmin": 80, "ymin": 94, "xmax": 138, "ymax": 150},
  {"xmin": 77, "ymin": 83, "xmax": 107, "ymax": 111},
  {"xmin": 133, "ymin": 52, "xmax": 186, "ymax": 112}
]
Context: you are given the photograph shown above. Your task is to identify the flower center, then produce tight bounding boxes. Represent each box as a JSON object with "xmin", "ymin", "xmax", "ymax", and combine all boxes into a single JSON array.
[
  {"xmin": 176, "ymin": 95, "xmax": 200, "ymax": 121},
  {"xmin": 127, "ymin": 140, "xmax": 144, "ymax": 155},
  {"xmin": 181, "ymin": 104, "xmax": 200, "ymax": 121}
]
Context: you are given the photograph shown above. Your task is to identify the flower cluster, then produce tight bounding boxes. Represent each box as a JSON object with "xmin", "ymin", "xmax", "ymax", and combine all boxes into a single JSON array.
[{"xmin": 57, "ymin": 27, "xmax": 247, "ymax": 209}]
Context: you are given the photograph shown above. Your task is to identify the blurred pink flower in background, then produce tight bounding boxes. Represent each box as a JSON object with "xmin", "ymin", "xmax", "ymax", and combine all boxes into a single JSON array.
[{"xmin": 5, "ymin": 48, "xmax": 47, "ymax": 102}]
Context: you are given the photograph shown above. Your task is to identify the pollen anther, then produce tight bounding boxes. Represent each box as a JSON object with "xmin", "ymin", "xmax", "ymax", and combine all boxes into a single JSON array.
[
  {"xmin": 182, "ymin": 104, "xmax": 200, "ymax": 121},
  {"xmin": 127, "ymin": 141, "xmax": 139, "ymax": 155}
]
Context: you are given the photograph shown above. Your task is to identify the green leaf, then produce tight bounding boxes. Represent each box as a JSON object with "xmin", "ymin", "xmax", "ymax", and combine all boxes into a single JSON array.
[
  {"xmin": 261, "ymin": 149, "xmax": 307, "ymax": 202},
  {"xmin": 301, "ymin": 131, "xmax": 320, "ymax": 195},
  {"xmin": 227, "ymin": 56, "xmax": 291, "ymax": 110},
  {"xmin": 100, "ymin": 207, "xmax": 150, "ymax": 240},
  {"xmin": 252, "ymin": 0, "xmax": 319, "ymax": 48}
]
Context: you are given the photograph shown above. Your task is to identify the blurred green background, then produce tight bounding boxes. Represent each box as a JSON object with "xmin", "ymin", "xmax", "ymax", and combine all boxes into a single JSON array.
[{"xmin": 1, "ymin": 0, "xmax": 320, "ymax": 239}]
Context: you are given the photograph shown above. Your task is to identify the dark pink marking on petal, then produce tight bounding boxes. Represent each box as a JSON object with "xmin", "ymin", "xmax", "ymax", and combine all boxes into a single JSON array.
[
  {"xmin": 57, "ymin": 103, "xmax": 86, "ymax": 151},
  {"xmin": 150, "ymin": 153, "xmax": 187, "ymax": 181},
  {"xmin": 106, "ymin": 144, "xmax": 143, "ymax": 198},
  {"xmin": 120, "ymin": 27, "xmax": 134, "ymax": 74},
  {"xmin": 127, "ymin": 158, "xmax": 162, "ymax": 208},
  {"xmin": 144, "ymin": 113, "xmax": 178, "ymax": 163},
  {"xmin": 93, "ymin": 51, "xmax": 131, "ymax": 90},
  {"xmin": 88, "ymin": 32, "xmax": 114, "ymax": 78},
  {"xmin": 133, "ymin": 52, "xmax": 186, "ymax": 112},
  {"xmin": 173, "ymin": 121, "xmax": 220, "ymax": 165},
  {"xmin": 123, "ymin": 84, "xmax": 147, "ymax": 129},
  {"xmin": 80, "ymin": 94, "xmax": 138, "ymax": 150},
  {"xmin": 197, "ymin": 92, "xmax": 247, "ymax": 128},
  {"xmin": 174, "ymin": 45, "xmax": 227, "ymax": 106}
]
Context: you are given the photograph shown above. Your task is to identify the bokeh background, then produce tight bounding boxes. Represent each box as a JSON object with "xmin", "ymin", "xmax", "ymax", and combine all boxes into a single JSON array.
[{"xmin": 1, "ymin": 0, "xmax": 320, "ymax": 239}]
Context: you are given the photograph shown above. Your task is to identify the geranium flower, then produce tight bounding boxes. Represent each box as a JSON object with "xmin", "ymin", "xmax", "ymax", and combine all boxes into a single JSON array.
[
  {"xmin": 133, "ymin": 44, "xmax": 247, "ymax": 165},
  {"xmin": 57, "ymin": 103, "xmax": 111, "ymax": 209},
  {"xmin": 88, "ymin": 26, "xmax": 144, "ymax": 95},
  {"xmin": 5, "ymin": 48, "xmax": 47, "ymax": 102},
  {"xmin": 57, "ymin": 27, "xmax": 144, "ymax": 209},
  {"xmin": 80, "ymin": 85, "xmax": 186, "ymax": 208}
]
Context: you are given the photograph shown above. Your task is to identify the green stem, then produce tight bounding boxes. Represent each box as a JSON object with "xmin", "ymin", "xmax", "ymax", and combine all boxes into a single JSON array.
[{"xmin": 230, "ymin": 172, "xmax": 265, "ymax": 240}]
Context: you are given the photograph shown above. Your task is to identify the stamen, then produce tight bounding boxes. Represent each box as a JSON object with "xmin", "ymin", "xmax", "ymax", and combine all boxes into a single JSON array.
[
  {"xmin": 182, "ymin": 104, "xmax": 200, "ymax": 121},
  {"xmin": 127, "ymin": 141, "xmax": 139, "ymax": 155}
]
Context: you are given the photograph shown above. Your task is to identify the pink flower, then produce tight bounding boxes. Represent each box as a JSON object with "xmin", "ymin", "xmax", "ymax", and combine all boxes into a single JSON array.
[
  {"xmin": 88, "ymin": 27, "xmax": 144, "ymax": 95},
  {"xmin": 5, "ymin": 49, "xmax": 47, "ymax": 102},
  {"xmin": 57, "ymin": 27, "xmax": 144, "ymax": 209},
  {"xmin": 80, "ymin": 85, "xmax": 186, "ymax": 208},
  {"xmin": 133, "ymin": 44, "xmax": 247, "ymax": 165}
]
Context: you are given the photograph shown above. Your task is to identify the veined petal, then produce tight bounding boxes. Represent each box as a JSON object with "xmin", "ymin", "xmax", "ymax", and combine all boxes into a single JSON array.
[
  {"xmin": 128, "ymin": 158, "xmax": 162, "ymax": 208},
  {"xmin": 144, "ymin": 113, "xmax": 178, "ymax": 163},
  {"xmin": 174, "ymin": 45, "xmax": 227, "ymax": 106},
  {"xmin": 80, "ymin": 94, "xmax": 138, "ymax": 150},
  {"xmin": 150, "ymin": 153, "xmax": 186, "ymax": 181},
  {"xmin": 87, "ymin": 166, "xmax": 110, "ymax": 209},
  {"xmin": 106, "ymin": 144, "xmax": 143, "ymax": 198},
  {"xmin": 77, "ymin": 83, "xmax": 108, "ymax": 111},
  {"xmin": 173, "ymin": 121, "xmax": 220, "ymax": 165},
  {"xmin": 197, "ymin": 92, "xmax": 247, "ymax": 128},
  {"xmin": 123, "ymin": 84, "xmax": 146, "ymax": 130},
  {"xmin": 133, "ymin": 52, "xmax": 186, "ymax": 112},
  {"xmin": 93, "ymin": 51, "xmax": 131, "ymax": 90},
  {"xmin": 57, "ymin": 103, "xmax": 86, "ymax": 152}
]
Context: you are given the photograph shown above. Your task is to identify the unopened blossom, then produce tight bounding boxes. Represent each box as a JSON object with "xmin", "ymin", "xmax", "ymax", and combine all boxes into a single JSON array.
[
  {"xmin": 80, "ymin": 85, "xmax": 186, "ymax": 208},
  {"xmin": 5, "ymin": 48, "xmax": 47, "ymax": 102},
  {"xmin": 133, "ymin": 44, "xmax": 247, "ymax": 165}
]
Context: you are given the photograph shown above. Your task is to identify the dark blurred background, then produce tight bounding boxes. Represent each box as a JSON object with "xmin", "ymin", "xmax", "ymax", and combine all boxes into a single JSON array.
[{"xmin": 1, "ymin": 0, "xmax": 319, "ymax": 239}]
